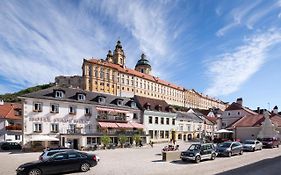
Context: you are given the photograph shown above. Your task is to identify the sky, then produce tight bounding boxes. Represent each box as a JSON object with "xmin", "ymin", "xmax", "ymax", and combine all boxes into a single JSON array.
[{"xmin": 0, "ymin": 0, "xmax": 281, "ymax": 110}]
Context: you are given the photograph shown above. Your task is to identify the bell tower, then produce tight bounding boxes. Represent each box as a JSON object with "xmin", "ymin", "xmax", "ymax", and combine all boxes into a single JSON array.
[
  {"xmin": 135, "ymin": 53, "xmax": 152, "ymax": 74},
  {"xmin": 113, "ymin": 40, "xmax": 126, "ymax": 67},
  {"xmin": 106, "ymin": 50, "xmax": 113, "ymax": 63}
]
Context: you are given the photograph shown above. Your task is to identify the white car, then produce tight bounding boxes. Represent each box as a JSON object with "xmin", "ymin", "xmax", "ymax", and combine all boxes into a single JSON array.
[{"xmin": 243, "ymin": 140, "xmax": 263, "ymax": 151}]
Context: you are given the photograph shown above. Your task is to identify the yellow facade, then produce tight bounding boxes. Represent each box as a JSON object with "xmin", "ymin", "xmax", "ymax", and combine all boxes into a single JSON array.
[{"xmin": 82, "ymin": 41, "xmax": 227, "ymax": 110}]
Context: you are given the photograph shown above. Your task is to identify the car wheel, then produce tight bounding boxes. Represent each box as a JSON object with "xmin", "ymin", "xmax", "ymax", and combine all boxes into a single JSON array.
[
  {"xmin": 211, "ymin": 153, "xmax": 216, "ymax": 160},
  {"xmin": 80, "ymin": 163, "xmax": 90, "ymax": 172},
  {"xmin": 228, "ymin": 152, "xmax": 232, "ymax": 157},
  {"xmin": 28, "ymin": 168, "xmax": 42, "ymax": 175},
  {"xmin": 195, "ymin": 156, "xmax": 201, "ymax": 163},
  {"xmin": 253, "ymin": 148, "xmax": 255, "ymax": 152},
  {"xmin": 239, "ymin": 150, "xmax": 243, "ymax": 155},
  {"xmin": 277, "ymin": 144, "xmax": 279, "ymax": 148},
  {"xmin": 182, "ymin": 158, "xmax": 187, "ymax": 162}
]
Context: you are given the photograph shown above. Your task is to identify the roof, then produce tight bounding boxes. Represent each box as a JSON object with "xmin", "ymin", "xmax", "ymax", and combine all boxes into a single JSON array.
[
  {"xmin": 0, "ymin": 103, "xmax": 22, "ymax": 120},
  {"xmin": 134, "ymin": 95, "xmax": 173, "ymax": 113},
  {"xmin": 176, "ymin": 111, "xmax": 203, "ymax": 122},
  {"xmin": 20, "ymin": 86, "xmax": 139, "ymax": 111},
  {"xmin": 225, "ymin": 102, "xmax": 257, "ymax": 115},
  {"xmin": 204, "ymin": 116, "xmax": 218, "ymax": 124},
  {"xmin": 85, "ymin": 59, "xmax": 184, "ymax": 91},
  {"xmin": 228, "ymin": 114, "xmax": 281, "ymax": 128},
  {"xmin": 135, "ymin": 54, "xmax": 151, "ymax": 68}
]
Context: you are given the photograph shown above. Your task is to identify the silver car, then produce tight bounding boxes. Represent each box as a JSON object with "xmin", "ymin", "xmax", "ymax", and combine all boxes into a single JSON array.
[{"xmin": 243, "ymin": 140, "xmax": 263, "ymax": 151}]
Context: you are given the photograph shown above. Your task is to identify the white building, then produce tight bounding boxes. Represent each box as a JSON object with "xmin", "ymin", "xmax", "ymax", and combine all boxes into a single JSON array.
[
  {"xmin": 134, "ymin": 96, "xmax": 177, "ymax": 143},
  {"xmin": 221, "ymin": 98, "xmax": 258, "ymax": 129},
  {"xmin": 0, "ymin": 102, "xmax": 22, "ymax": 143},
  {"xmin": 20, "ymin": 87, "xmax": 143, "ymax": 151}
]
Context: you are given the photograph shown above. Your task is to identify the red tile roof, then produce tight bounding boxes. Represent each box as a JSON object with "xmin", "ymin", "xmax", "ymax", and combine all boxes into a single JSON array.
[
  {"xmin": 228, "ymin": 114, "xmax": 281, "ymax": 128},
  {"xmin": 225, "ymin": 102, "xmax": 257, "ymax": 115},
  {"xmin": 85, "ymin": 59, "xmax": 184, "ymax": 90},
  {"xmin": 0, "ymin": 103, "xmax": 22, "ymax": 120},
  {"xmin": 205, "ymin": 116, "xmax": 218, "ymax": 124}
]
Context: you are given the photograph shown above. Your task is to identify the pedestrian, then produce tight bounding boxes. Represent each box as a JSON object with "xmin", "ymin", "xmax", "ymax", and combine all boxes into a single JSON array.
[{"xmin": 149, "ymin": 141, "xmax": 153, "ymax": 148}]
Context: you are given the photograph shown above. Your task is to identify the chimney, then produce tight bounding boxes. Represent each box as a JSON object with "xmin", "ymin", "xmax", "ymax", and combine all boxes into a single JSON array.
[
  {"xmin": 273, "ymin": 106, "xmax": 278, "ymax": 114},
  {"xmin": 0, "ymin": 100, "xmax": 4, "ymax": 105},
  {"xmin": 257, "ymin": 107, "xmax": 260, "ymax": 114},
  {"xmin": 236, "ymin": 98, "xmax": 243, "ymax": 106}
]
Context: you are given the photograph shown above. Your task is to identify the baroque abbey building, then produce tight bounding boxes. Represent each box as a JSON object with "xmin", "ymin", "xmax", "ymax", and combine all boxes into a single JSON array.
[{"xmin": 82, "ymin": 41, "xmax": 227, "ymax": 110}]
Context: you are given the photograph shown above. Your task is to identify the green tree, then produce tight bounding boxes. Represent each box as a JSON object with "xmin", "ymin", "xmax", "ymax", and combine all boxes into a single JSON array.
[
  {"xmin": 101, "ymin": 135, "xmax": 111, "ymax": 149},
  {"xmin": 118, "ymin": 135, "xmax": 128, "ymax": 148},
  {"xmin": 133, "ymin": 134, "xmax": 141, "ymax": 146}
]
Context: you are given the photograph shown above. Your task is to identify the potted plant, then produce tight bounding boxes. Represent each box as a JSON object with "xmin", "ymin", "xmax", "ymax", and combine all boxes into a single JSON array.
[{"xmin": 101, "ymin": 135, "xmax": 111, "ymax": 149}]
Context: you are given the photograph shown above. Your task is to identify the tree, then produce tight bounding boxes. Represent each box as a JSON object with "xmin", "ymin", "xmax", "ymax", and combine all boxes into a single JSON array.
[
  {"xmin": 118, "ymin": 135, "xmax": 128, "ymax": 148},
  {"xmin": 133, "ymin": 134, "xmax": 141, "ymax": 146},
  {"xmin": 101, "ymin": 135, "xmax": 111, "ymax": 149}
]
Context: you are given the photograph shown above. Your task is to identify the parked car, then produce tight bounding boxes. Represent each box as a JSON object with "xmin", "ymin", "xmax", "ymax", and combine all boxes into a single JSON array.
[
  {"xmin": 216, "ymin": 141, "xmax": 243, "ymax": 157},
  {"xmin": 261, "ymin": 138, "xmax": 280, "ymax": 148},
  {"xmin": 16, "ymin": 150, "xmax": 98, "ymax": 175},
  {"xmin": 0, "ymin": 142, "xmax": 22, "ymax": 150},
  {"xmin": 180, "ymin": 143, "xmax": 217, "ymax": 163},
  {"xmin": 243, "ymin": 140, "xmax": 263, "ymax": 151}
]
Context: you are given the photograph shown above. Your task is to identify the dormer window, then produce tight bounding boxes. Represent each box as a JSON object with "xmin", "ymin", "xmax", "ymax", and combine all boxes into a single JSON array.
[
  {"xmin": 156, "ymin": 105, "xmax": 162, "ymax": 111},
  {"xmin": 98, "ymin": 96, "xmax": 106, "ymax": 104},
  {"xmin": 117, "ymin": 100, "xmax": 123, "ymax": 106},
  {"xmin": 145, "ymin": 103, "xmax": 151, "ymax": 110},
  {"xmin": 55, "ymin": 91, "xmax": 64, "ymax": 98},
  {"xmin": 78, "ymin": 94, "xmax": 86, "ymax": 101},
  {"xmin": 131, "ymin": 101, "xmax": 136, "ymax": 108}
]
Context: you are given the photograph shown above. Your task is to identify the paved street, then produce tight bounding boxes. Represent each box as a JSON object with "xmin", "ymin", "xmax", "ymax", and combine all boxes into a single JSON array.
[{"xmin": 1, "ymin": 142, "xmax": 281, "ymax": 175}]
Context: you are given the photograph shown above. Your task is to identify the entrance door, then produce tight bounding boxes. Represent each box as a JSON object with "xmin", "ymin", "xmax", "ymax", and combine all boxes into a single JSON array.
[{"xmin": 73, "ymin": 139, "xmax": 78, "ymax": 150}]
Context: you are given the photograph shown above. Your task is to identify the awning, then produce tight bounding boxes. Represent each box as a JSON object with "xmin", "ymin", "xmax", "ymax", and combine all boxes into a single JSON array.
[
  {"xmin": 30, "ymin": 135, "xmax": 59, "ymax": 141},
  {"xmin": 130, "ymin": 122, "xmax": 144, "ymax": 129},
  {"xmin": 215, "ymin": 129, "xmax": 234, "ymax": 134},
  {"xmin": 98, "ymin": 122, "xmax": 119, "ymax": 128},
  {"xmin": 116, "ymin": 123, "xmax": 134, "ymax": 129}
]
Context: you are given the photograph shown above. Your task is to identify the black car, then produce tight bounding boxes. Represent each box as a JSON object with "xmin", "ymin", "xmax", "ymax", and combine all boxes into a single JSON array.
[
  {"xmin": 16, "ymin": 150, "xmax": 98, "ymax": 175},
  {"xmin": 1, "ymin": 142, "xmax": 22, "ymax": 150}
]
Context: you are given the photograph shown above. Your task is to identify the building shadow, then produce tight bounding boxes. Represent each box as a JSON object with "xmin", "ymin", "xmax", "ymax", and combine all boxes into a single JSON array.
[{"xmin": 215, "ymin": 155, "xmax": 281, "ymax": 175}]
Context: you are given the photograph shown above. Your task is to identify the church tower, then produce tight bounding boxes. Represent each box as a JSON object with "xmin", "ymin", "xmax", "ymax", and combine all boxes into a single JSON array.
[
  {"xmin": 106, "ymin": 50, "xmax": 113, "ymax": 63},
  {"xmin": 135, "ymin": 53, "xmax": 152, "ymax": 74},
  {"xmin": 113, "ymin": 40, "xmax": 126, "ymax": 67}
]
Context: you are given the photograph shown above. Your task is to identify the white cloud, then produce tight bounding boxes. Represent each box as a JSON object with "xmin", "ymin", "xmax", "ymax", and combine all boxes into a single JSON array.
[
  {"xmin": 216, "ymin": 1, "xmax": 261, "ymax": 37},
  {"xmin": 278, "ymin": 12, "xmax": 281, "ymax": 18},
  {"xmin": 215, "ymin": 7, "xmax": 222, "ymax": 16},
  {"xmin": 205, "ymin": 29, "xmax": 281, "ymax": 96}
]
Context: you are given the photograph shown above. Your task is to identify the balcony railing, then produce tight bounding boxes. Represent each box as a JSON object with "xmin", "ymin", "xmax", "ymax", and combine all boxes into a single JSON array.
[
  {"xmin": 67, "ymin": 129, "xmax": 82, "ymax": 134},
  {"xmin": 97, "ymin": 115, "xmax": 127, "ymax": 122},
  {"xmin": 5, "ymin": 125, "xmax": 22, "ymax": 131}
]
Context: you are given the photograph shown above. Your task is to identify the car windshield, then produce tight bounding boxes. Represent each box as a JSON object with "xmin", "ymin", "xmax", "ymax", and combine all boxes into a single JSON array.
[
  {"xmin": 244, "ymin": 140, "xmax": 255, "ymax": 144},
  {"xmin": 188, "ymin": 144, "xmax": 201, "ymax": 151},
  {"xmin": 219, "ymin": 142, "xmax": 232, "ymax": 148}
]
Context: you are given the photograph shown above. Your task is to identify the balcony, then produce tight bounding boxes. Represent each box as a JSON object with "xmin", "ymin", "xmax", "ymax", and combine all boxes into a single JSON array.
[
  {"xmin": 67, "ymin": 128, "xmax": 82, "ymax": 134},
  {"xmin": 97, "ymin": 115, "xmax": 127, "ymax": 123},
  {"xmin": 5, "ymin": 125, "xmax": 22, "ymax": 131}
]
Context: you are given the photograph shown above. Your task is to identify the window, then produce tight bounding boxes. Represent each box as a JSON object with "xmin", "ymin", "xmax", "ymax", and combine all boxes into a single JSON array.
[
  {"xmin": 166, "ymin": 118, "xmax": 170, "ymax": 125},
  {"xmin": 33, "ymin": 102, "xmax": 42, "ymax": 112},
  {"xmin": 88, "ymin": 65, "xmax": 92, "ymax": 76},
  {"xmin": 85, "ymin": 107, "xmax": 91, "ymax": 116},
  {"xmin": 78, "ymin": 94, "xmax": 85, "ymax": 101},
  {"xmin": 50, "ymin": 104, "xmax": 59, "ymax": 113},
  {"xmin": 161, "ymin": 117, "xmax": 164, "ymax": 124},
  {"xmin": 238, "ymin": 112, "xmax": 240, "ymax": 115},
  {"xmin": 98, "ymin": 97, "xmax": 106, "ymax": 104},
  {"xmin": 172, "ymin": 119, "xmax": 175, "ymax": 125},
  {"xmin": 117, "ymin": 100, "xmax": 123, "ymax": 106},
  {"xmin": 228, "ymin": 112, "xmax": 230, "ymax": 116},
  {"xmin": 51, "ymin": 123, "xmax": 59, "ymax": 133},
  {"xmin": 149, "ymin": 116, "xmax": 153, "ymax": 124},
  {"xmin": 69, "ymin": 152, "xmax": 81, "ymax": 159},
  {"xmin": 69, "ymin": 106, "xmax": 76, "ymax": 115},
  {"xmin": 55, "ymin": 91, "xmax": 64, "ymax": 98},
  {"xmin": 53, "ymin": 153, "xmax": 68, "ymax": 160},
  {"xmin": 165, "ymin": 131, "xmax": 169, "ymax": 139},
  {"xmin": 33, "ymin": 123, "xmax": 42, "ymax": 133},
  {"xmin": 15, "ymin": 135, "xmax": 20, "ymax": 140},
  {"xmin": 149, "ymin": 130, "xmax": 153, "ymax": 139},
  {"xmin": 133, "ymin": 113, "xmax": 138, "ymax": 119},
  {"xmin": 155, "ymin": 117, "xmax": 159, "ymax": 124},
  {"xmin": 160, "ymin": 131, "xmax": 164, "ymax": 139}
]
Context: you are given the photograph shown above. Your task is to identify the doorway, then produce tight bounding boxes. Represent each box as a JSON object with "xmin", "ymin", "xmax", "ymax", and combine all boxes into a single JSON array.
[{"xmin": 73, "ymin": 139, "xmax": 78, "ymax": 150}]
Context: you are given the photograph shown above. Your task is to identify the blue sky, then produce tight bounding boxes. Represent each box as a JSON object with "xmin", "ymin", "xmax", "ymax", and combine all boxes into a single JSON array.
[{"xmin": 0, "ymin": 0, "xmax": 281, "ymax": 110}]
